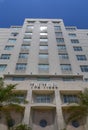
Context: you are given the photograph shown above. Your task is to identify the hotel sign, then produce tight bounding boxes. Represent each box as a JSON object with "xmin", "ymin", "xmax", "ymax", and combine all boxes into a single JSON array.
[{"xmin": 30, "ymin": 82, "xmax": 58, "ymax": 89}]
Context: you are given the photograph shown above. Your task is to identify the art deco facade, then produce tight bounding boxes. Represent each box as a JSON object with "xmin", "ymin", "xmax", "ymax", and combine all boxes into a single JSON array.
[{"xmin": 0, "ymin": 18, "xmax": 88, "ymax": 130}]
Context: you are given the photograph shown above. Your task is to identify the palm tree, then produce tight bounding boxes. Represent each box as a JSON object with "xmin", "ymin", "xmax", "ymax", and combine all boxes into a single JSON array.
[
  {"xmin": 13, "ymin": 124, "xmax": 32, "ymax": 130},
  {"xmin": 66, "ymin": 88, "xmax": 88, "ymax": 123},
  {"xmin": 0, "ymin": 78, "xmax": 25, "ymax": 129},
  {"xmin": 60, "ymin": 128, "xmax": 67, "ymax": 130},
  {"xmin": 0, "ymin": 80, "xmax": 17, "ymax": 105}
]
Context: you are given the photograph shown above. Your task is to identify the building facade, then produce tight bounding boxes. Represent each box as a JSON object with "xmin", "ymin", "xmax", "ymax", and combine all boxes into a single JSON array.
[{"xmin": 0, "ymin": 18, "xmax": 88, "ymax": 130}]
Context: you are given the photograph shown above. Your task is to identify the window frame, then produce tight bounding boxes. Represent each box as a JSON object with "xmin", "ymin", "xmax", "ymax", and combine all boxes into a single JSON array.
[
  {"xmin": 80, "ymin": 65, "xmax": 88, "ymax": 72},
  {"xmin": 19, "ymin": 53, "xmax": 29, "ymax": 59},
  {"xmin": 38, "ymin": 64, "xmax": 49, "ymax": 71},
  {"xmin": 16, "ymin": 63, "xmax": 27, "ymax": 70},
  {"xmin": 0, "ymin": 54, "xmax": 11, "ymax": 59},
  {"xmin": 0, "ymin": 64, "xmax": 7, "ymax": 72},
  {"xmin": 71, "ymin": 39, "xmax": 79, "ymax": 43},
  {"xmin": 76, "ymin": 55, "xmax": 87, "ymax": 61},
  {"xmin": 4, "ymin": 46, "xmax": 14, "ymax": 50},
  {"xmin": 60, "ymin": 64, "xmax": 72, "ymax": 71},
  {"xmin": 73, "ymin": 46, "xmax": 82, "ymax": 51}
]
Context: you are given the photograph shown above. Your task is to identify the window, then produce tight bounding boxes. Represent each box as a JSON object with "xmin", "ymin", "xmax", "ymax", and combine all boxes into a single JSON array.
[
  {"xmin": 62, "ymin": 95, "xmax": 78, "ymax": 103},
  {"xmin": 76, "ymin": 55, "xmax": 87, "ymax": 61},
  {"xmin": 23, "ymin": 38, "xmax": 31, "ymax": 42},
  {"xmin": 66, "ymin": 27, "xmax": 76, "ymax": 31},
  {"xmin": 73, "ymin": 46, "xmax": 82, "ymax": 51},
  {"xmin": 40, "ymin": 32, "xmax": 47, "ymax": 36},
  {"xmin": 11, "ymin": 32, "xmax": 18, "ymax": 37},
  {"xmin": 55, "ymin": 32, "xmax": 63, "ymax": 37},
  {"xmin": 8, "ymin": 39, "xmax": 16, "ymax": 43},
  {"xmin": 13, "ymin": 93, "xmax": 26, "ymax": 103},
  {"xmin": 54, "ymin": 26, "xmax": 61, "ymax": 31},
  {"xmin": 16, "ymin": 64, "xmax": 27, "ymax": 70},
  {"xmin": 37, "ymin": 77, "xmax": 50, "ymax": 81},
  {"xmin": 57, "ymin": 45, "xmax": 66, "ymax": 50},
  {"xmin": 21, "ymin": 44, "xmax": 30, "ymax": 49},
  {"xmin": 84, "ymin": 78, "xmax": 88, "ymax": 82},
  {"xmin": 59, "ymin": 53, "xmax": 69, "ymax": 59},
  {"xmin": 72, "ymin": 120, "xmax": 80, "ymax": 128},
  {"xmin": 4, "ymin": 46, "xmax": 14, "ymax": 50},
  {"xmin": 27, "ymin": 21, "xmax": 35, "ymax": 24},
  {"xmin": 0, "ymin": 64, "xmax": 7, "ymax": 72},
  {"xmin": 40, "ymin": 21, "xmax": 48, "ymax": 24},
  {"xmin": 39, "ymin": 54, "xmax": 48, "ymax": 58},
  {"xmin": 40, "ymin": 38, "xmax": 48, "ymax": 42},
  {"xmin": 25, "ymin": 32, "xmax": 32, "ymax": 35},
  {"xmin": 12, "ymin": 77, "xmax": 25, "ymax": 81},
  {"xmin": 68, "ymin": 33, "xmax": 76, "ymax": 37},
  {"xmin": 39, "ymin": 45, "xmax": 48, "ymax": 50},
  {"xmin": 38, "ymin": 64, "xmax": 49, "ymax": 71},
  {"xmin": 52, "ymin": 21, "xmax": 60, "ymax": 24},
  {"xmin": 62, "ymin": 77, "xmax": 75, "ymax": 81},
  {"xmin": 60, "ymin": 64, "xmax": 72, "ymax": 71},
  {"xmin": 11, "ymin": 26, "xmax": 21, "ymax": 29},
  {"xmin": 35, "ymin": 95, "xmax": 51, "ymax": 103},
  {"xmin": 19, "ymin": 53, "xmax": 28, "ymax": 59},
  {"xmin": 71, "ymin": 39, "xmax": 79, "ymax": 43},
  {"xmin": 40, "ymin": 26, "xmax": 47, "ymax": 32},
  {"xmin": 56, "ymin": 38, "xmax": 64, "ymax": 43},
  {"xmin": 80, "ymin": 66, "xmax": 88, "ymax": 72},
  {"xmin": 27, "ymin": 25, "xmax": 34, "ymax": 29},
  {"xmin": 40, "ymin": 120, "xmax": 47, "ymax": 127},
  {"xmin": 0, "ymin": 54, "xmax": 11, "ymax": 59}
]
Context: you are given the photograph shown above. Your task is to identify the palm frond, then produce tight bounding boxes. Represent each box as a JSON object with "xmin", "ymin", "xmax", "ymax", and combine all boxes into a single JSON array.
[
  {"xmin": 66, "ymin": 88, "xmax": 88, "ymax": 123},
  {"xmin": 14, "ymin": 124, "xmax": 32, "ymax": 130},
  {"xmin": 1, "ymin": 104, "xmax": 25, "ymax": 113}
]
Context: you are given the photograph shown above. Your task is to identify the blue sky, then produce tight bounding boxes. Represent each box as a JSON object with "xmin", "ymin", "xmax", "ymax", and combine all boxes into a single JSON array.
[{"xmin": 0, "ymin": 0, "xmax": 88, "ymax": 28}]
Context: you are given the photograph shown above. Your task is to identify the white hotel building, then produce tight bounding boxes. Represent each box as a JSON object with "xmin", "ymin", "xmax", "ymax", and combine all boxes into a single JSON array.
[{"xmin": 0, "ymin": 18, "xmax": 88, "ymax": 130}]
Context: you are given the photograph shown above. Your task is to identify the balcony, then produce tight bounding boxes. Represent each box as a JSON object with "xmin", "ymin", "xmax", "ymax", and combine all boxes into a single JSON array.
[{"xmin": 31, "ymin": 91, "xmax": 55, "ymax": 107}]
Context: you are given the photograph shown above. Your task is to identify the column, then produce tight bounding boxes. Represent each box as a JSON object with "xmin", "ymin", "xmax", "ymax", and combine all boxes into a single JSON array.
[
  {"xmin": 55, "ymin": 90, "xmax": 65, "ymax": 130},
  {"xmin": 23, "ymin": 89, "xmax": 32, "ymax": 125}
]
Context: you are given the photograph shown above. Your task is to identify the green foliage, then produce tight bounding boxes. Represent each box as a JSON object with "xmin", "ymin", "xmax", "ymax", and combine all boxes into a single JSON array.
[
  {"xmin": 1, "ymin": 104, "xmax": 25, "ymax": 113},
  {"xmin": 0, "ymin": 78, "xmax": 27, "ymax": 104},
  {"xmin": 79, "ymin": 88, "xmax": 88, "ymax": 106},
  {"xmin": 11, "ymin": 90, "xmax": 28, "ymax": 104},
  {"xmin": 67, "ymin": 88, "xmax": 88, "ymax": 123},
  {"xmin": 0, "ymin": 78, "xmax": 25, "ymax": 128},
  {"xmin": 60, "ymin": 128, "xmax": 67, "ymax": 130},
  {"xmin": 0, "ymin": 77, "xmax": 4, "ymax": 88},
  {"xmin": 0, "ymin": 80, "xmax": 17, "ymax": 104},
  {"xmin": 14, "ymin": 124, "xmax": 32, "ymax": 130}
]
